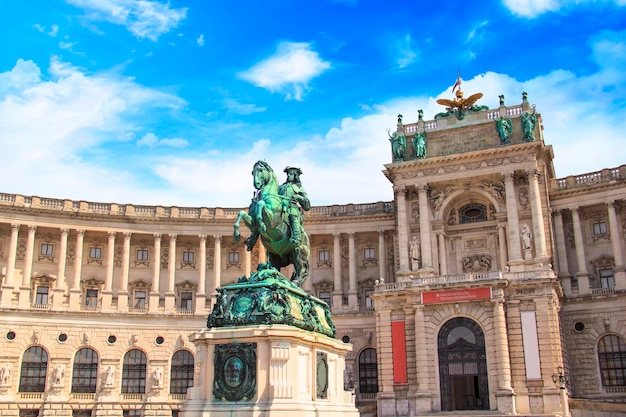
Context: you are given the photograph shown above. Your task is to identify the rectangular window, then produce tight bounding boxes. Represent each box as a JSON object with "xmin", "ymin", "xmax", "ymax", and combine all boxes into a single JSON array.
[
  {"xmin": 85, "ymin": 289, "xmax": 99, "ymax": 307},
  {"xmin": 180, "ymin": 292, "xmax": 193, "ymax": 310},
  {"xmin": 600, "ymin": 269, "xmax": 615, "ymax": 288},
  {"xmin": 318, "ymin": 290, "xmax": 332, "ymax": 306},
  {"xmin": 318, "ymin": 249, "xmax": 330, "ymax": 262},
  {"xmin": 364, "ymin": 247, "xmax": 376, "ymax": 260},
  {"xmin": 122, "ymin": 410, "xmax": 142, "ymax": 417},
  {"xmin": 134, "ymin": 291, "xmax": 146, "ymax": 309},
  {"xmin": 40, "ymin": 243, "xmax": 53, "ymax": 256},
  {"xmin": 228, "ymin": 252, "xmax": 240, "ymax": 264},
  {"xmin": 594, "ymin": 222, "xmax": 608, "ymax": 235},
  {"xmin": 365, "ymin": 289, "xmax": 374, "ymax": 308},
  {"xmin": 182, "ymin": 251, "xmax": 195, "ymax": 263},
  {"xmin": 89, "ymin": 247, "xmax": 102, "ymax": 259},
  {"xmin": 35, "ymin": 286, "xmax": 49, "ymax": 304},
  {"xmin": 137, "ymin": 249, "xmax": 149, "ymax": 261}
]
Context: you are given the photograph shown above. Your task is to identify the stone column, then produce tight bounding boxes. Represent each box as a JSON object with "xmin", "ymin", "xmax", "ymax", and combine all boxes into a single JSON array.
[
  {"xmin": 417, "ymin": 184, "xmax": 433, "ymax": 270},
  {"xmin": 164, "ymin": 234, "xmax": 177, "ymax": 312},
  {"xmin": 378, "ymin": 230, "xmax": 387, "ymax": 281},
  {"xmin": 413, "ymin": 305, "xmax": 432, "ymax": 412},
  {"xmin": 332, "ymin": 233, "xmax": 343, "ymax": 311},
  {"xmin": 395, "ymin": 186, "xmax": 410, "ymax": 271},
  {"xmin": 18, "ymin": 225, "xmax": 37, "ymax": 308},
  {"xmin": 492, "ymin": 295, "xmax": 515, "ymax": 413},
  {"xmin": 68, "ymin": 229, "xmax": 84, "ymax": 311},
  {"xmin": 527, "ymin": 169, "xmax": 548, "ymax": 259},
  {"xmin": 571, "ymin": 207, "xmax": 590, "ymax": 295},
  {"xmin": 195, "ymin": 235, "xmax": 207, "ymax": 315},
  {"xmin": 101, "ymin": 231, "xmax": 116, "ymax": 311},
  {"xmin": 117, "ymin": 232, "xmax": 132, "ymax": 312},
  {"xmin": 377, "ymin": 309, "xmax": 394, "ymax": 395},
  {"xmin": 437, "ymin": 233, "xmax": 447, "ymax": 276},
  {"xmin": 497, "ymin": 225, "xmax": 508, "ymax": 272},
  {"xmin": 1, "ymin": 223, "xmax": 20, "ymax": 306},
  {"xmin": 347, "ymin": 233, "xmax": 358, "ymax": 310},
  {"xmin": 209, "ymin": 235, "xmax": 222, "ymax": 307},
  {"xmin": 503, "ymin": 172, "xmax": 522, "ymax": 262},
  {"xmin": 51, "ymin": 228, "xmax": 69, "ymax": 310},
  {"xmin": 553, "ymin": 210, "xmax": 572, "ymax": 295},
  {"xmin": 607, "ymin": 201, "xmax": 626, "ymax": 290},
  {"xmin": 148, "ymin": 234, "xmax": 162, "ymax": 313}
]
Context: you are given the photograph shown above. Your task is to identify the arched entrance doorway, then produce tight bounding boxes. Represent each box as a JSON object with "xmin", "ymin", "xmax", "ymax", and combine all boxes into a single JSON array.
[{"xmin": 438, "ymin": 317, "xmax": 489, "ymax": 411}]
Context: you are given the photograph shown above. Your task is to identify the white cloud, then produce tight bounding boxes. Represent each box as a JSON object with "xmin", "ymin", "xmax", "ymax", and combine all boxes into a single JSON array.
[
  {"xmin": 222, "ymin": 98, "xmax": 267, "ymax": 115},
  {"xmin": 137, "ymin": 132, "xmax": 188, "ymax": 148},
  {"xmin": 196, "ymin": 34, "xmax": 205, "ymax": 47},
  {"xmin": 238, "ymin": 42, "xmax": 331, "ymax": 101},
  {"xmin": 0, "ymin": 57, "xmax": 187, "ymax": 204},
  {"xmin": 67, "ymin": 0, "xmax": 187, "ymax": 41},
  {"xmin": 502, "ymin": 0, "xmax": 626, "ymax": 17},
  {"xmin": 396, "ymin": 34, "xmax": 418, "ymax": 69}
]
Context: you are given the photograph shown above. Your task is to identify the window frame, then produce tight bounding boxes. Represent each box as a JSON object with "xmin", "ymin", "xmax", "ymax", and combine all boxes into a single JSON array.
[
  {"xmin": 598, "ymin": 334, "xmax": 626, "ymax": 387},
  {"xmin": 170, "ymin": 350, "xmax": 194, "ymax": 395},
  {"xmin": 71, "ymin": 348, "xmax": 99, "ymax": 393},
  {"xmin": 19, "ymin": 346, "xmax": 48, "ymax": 392},
  {"xmin": 121, "ymin": 349, "xmax": 147, "ymax": 394},
  {"xmin": 358, "ymin": 348, "xmax": 379, "ymax": 394}
]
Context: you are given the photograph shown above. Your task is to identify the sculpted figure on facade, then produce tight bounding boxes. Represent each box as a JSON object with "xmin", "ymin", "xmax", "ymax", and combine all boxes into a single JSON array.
[
  {"xmin": 412, "ymin": 130, "xmax": 427, "ymax": 159},
  {"xmin": 521, "ymin": 107, "xmax": 537, "ymax": 142},
  {"xmin": 0, "ymin": 363, "xmax": 11, "ymax": 386},
  {"xmin": 494, "ymin": 117, "xmax": 513, "ymax": 145},
  {"xmin": 481, "ymin": 181, "xmax": 505, "ymax": 207},
  {"xmin": 388, "ymin": 129, "xmax": 406, "ymax": 161},
  {"xmin": 152, "ymin": 367, "xmax": 163, "ymax": 388},
  {"xmin": 104, "ymin": 366, "xmax": 115, "ymax": 387},
  {"xmin": 410, "ymin": 236, "xmax": 421, "ymax": 266},
  {"xmin": 52, "ymin": 364, "xmax": 65, "ymax": 386},
  {"xmin": 521, "ymin": 223, "xmax": 533, "ymax": 250}
]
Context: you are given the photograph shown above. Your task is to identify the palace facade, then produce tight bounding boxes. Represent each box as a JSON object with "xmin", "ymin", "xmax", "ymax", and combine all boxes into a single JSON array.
[{"xmin": 0, "ymin": 92, "xmax": 625, "ymax": 417}]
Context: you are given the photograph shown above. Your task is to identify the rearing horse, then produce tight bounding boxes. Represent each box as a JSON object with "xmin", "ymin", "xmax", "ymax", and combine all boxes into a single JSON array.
[{"xmin": 233, "ymin": 161, "xmax": 310, "ymax": 286}]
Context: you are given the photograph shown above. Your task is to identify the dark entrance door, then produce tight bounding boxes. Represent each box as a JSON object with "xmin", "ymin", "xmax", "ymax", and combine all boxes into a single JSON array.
[{"xmin": 438, "ymin": 317, "xmax": 489, "ymax": 411}]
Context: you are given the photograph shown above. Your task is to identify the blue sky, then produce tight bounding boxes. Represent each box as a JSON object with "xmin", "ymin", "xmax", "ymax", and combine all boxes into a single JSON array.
[{"xmin": 0, "ymin": 0, "xmax": 625, "ymax": 207}]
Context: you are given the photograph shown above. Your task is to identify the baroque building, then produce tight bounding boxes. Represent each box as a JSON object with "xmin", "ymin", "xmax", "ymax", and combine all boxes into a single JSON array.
[{"xmin": 0, "ymin": 90, "xmax": 625, "ymax": 417}]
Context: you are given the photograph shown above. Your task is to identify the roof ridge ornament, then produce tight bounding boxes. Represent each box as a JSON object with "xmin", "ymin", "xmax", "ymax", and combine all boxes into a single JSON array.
[{"xmin": 435, "ymin": 73, "xmax": 488, "ymax": 120}]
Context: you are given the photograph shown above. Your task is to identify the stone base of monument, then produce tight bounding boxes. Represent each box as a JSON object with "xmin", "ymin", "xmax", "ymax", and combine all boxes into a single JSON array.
[
  {"xmin": 181, "ymin": 266, "xmax": 358, "ymax": 417},
  {"xmin": 180, "ymin": 324, "xmax": 358, "ymax": 417}
]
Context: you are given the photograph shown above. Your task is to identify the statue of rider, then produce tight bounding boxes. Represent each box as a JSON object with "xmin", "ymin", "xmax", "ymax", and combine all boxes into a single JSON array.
[{"xmin": 279, "ymin": 166, "xmax": 310, "ymax": 245}]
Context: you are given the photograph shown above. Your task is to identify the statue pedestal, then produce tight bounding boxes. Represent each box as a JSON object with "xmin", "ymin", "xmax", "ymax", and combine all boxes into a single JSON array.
[{"xmin": 181, "ymin": 324, "xmax": 358, "ymax": 417}]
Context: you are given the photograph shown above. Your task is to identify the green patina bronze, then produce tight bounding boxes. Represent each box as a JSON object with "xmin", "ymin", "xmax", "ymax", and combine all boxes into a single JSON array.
[
  {"xmin": 213, "ymin": 343, "xmax": 256, "ymax": 401},
  {"xmin": 521, "ymin": 107, "xmax": 537, "ymax": 142},
  {"xmin": 206, "ymin": 161, "xmax": 336, "ymax": 338},
  {"xmin": 413, "ymin": 130, "xmax": 427, "ymax": 158},
  {"xmin": 495, "ymin": 116, "xmax": 513, "ymax": 145},
  {"xmin": 234, "ymin": 161, "xmax": 310, "ymax": 286},
  {"xmin": 207, "ymin": 266, "xmax": 336, "ymax": 337}
]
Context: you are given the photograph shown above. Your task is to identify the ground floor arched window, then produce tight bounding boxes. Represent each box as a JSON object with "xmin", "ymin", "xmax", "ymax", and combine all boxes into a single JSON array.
[
  {"xmin": 122, "ymin": 349, "xmax": 147, "ymax": 394},
  {"xmin": 598, "ymin": 334, "xmax": 626, "ymax": 387},
  {"xmin": 358, "ymin": 348, "xmax": 378, "ymax": 394},
  {"xmin": 170, "ymin": 349, "xmax": 194, "ymax": 394},
  {"xmin": 19, "ymin": 346, "xmax": 48, "ymax": 392},
  {"xmin": 72, "ymin": 348, "xmax": 99, "ymax": 393}
]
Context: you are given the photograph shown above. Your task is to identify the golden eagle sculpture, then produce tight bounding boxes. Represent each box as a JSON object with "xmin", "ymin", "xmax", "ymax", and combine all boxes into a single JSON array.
[{"xmin": 435, "ymin": 75, "xmax": 488, "ymax": 120}]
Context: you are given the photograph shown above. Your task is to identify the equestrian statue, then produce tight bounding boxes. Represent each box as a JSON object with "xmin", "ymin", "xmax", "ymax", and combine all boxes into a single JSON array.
[{"xmin": 233, "ymin": 161, "xmax": 311, "ymax": 287}]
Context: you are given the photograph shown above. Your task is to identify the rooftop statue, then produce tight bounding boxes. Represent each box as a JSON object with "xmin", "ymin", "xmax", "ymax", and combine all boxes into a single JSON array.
[
  {"xmin": 233, "ymin": 161, "xmax": 310, "ymax": 287},
  {"xmin": 521, "ymin": 106, "xmax": 537, "ymax": 142},
  {"xmin": 495, "ymin": 116, "xmax": 513, "ymax": 145},
  {"xmin": 435, "ymin": 74, "xmax": 488, "ymax": 120},
  {"xmin": 388, "ymin": 129, "xmax": 407, "ymax": 161}
]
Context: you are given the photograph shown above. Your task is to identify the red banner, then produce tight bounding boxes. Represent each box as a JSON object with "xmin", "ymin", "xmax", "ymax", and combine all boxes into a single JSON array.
[
  {"xmin": 391, "ymin": 321, "xmax": 407, "ymax": 384},
  {"xmin": 421, "ymin": 287, "xmax": 491, "ymax": 304}
]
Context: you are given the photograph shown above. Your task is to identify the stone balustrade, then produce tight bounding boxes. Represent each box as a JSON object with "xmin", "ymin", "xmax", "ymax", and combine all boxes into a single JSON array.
[{"xmin": 552, "ymin": 165, "xmax": 626, "ymax": 191}]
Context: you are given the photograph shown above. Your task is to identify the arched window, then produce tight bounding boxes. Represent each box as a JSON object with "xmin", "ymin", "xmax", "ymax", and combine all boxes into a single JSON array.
[
  {"xmin": 72, "ymin": 348, "xmax": 99, "ymax": 393},
  {"xmin": 459, "ymin": 203, "xmax": 487, "ymax": 224},
  {"xmin": 358, "ymin": 348, "xmax": 378, "ymax": 394},
  {"xmin": 19, "ymin": 346, "xmax": 48, "ymax": 392},
  {"xmin": 170, "ymin": 350, "xmax": 194, "ymax": 394},
  {"xmin": 122, "ymin": 349, "xmax": 147, "ymax": 394},
  {"xmin": 598, "ymin": 335, "xmax": 626, "ymax": 386}
]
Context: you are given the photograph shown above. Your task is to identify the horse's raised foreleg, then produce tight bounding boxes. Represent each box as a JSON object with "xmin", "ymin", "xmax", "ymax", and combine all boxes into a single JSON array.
[
  {"xmin": 233, "ymin": 210, "xmax": 252, "ymax": 243},
  {"xmin": 256, "ymin": 200, "xmax": 267, "ymax": 234}
]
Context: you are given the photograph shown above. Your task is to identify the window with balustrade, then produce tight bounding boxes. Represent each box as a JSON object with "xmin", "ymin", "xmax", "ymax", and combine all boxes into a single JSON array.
[
  {"xmin": 35, "ymin": 286, "xmax": 49, "ymax": 305},
  {"xmin": 72, "ymin": 348, "xmax": 99, "ymax": 393},
  {"xmin": 598, "ymin": 335, "xmax": 626, "ymax": 387},
  {"xmin": 358, "ymin": 348, "xmax": 378, "ymax": 394},
  {"xmin": 19, "ymin": 346, "xmax": 48, "ymax": 392},
  {"xmin": 170, "ymin": 350, "xmax": 194, "ymax": 394},
  {"xmin": 88, "ymin": 246, "xmax": 103, "ymax": 265},
  {"xmin": 122, "ymin": 349, "xmax": 147, "ymax": 394}
]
